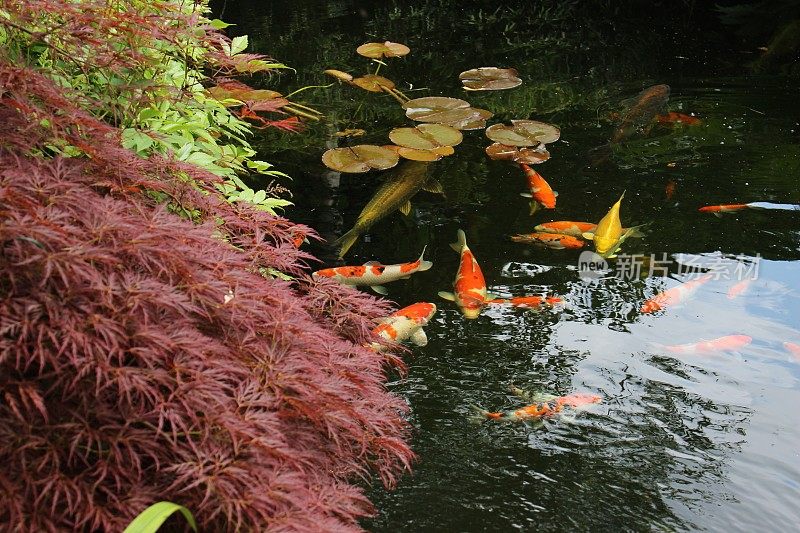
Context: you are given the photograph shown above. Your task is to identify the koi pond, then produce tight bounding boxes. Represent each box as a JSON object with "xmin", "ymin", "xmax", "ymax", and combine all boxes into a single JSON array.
[{"xmin": 213, "ymin": 1, "xmax": 800, "ymax": 530}]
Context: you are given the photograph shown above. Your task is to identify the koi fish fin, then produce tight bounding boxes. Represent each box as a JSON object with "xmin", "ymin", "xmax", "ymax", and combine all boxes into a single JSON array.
[
  {"xmin": 713, "ymin": 211, "xmax": 723, "ymax": 218},
  {"xmin": 520, "ymin": 192, "xmax": 533, "ymax": 198},
  {"xmin": 485, "ymin": 292, "xmax": 500, "ymax": 301},
  {"xmin": 625, "ymin": 223, "xmax": 649, "ymax": 239},
  {"xmin": 363, "ymin": 261, "xmax": 379, "ymax": 265},
  {"xmin": 581, "ymin": 232, "xmax": 595, "ymax": 240},
  {"xmin": 450, "ymin": 229, "xmax": 467, "ymax": 253},
  {"xmin": 417, "ymin": 245, "xmax": 433, "ymax": 272},
  {"xmin": 468, "ymin": 404, "xmax": 502, "ymax": 424},
  {"xmin": 529, "ymin": 201, "xmax": 540, "ymax": 216},
  {"xmin": 438, "ymin": 291, "xmax": 456, "ymax": 301},
  {"xmin": 410, "ymin": 328, "xmax": 428, "ymax": 347},
  {"xmin": 422, "ymin": 178, "xmax": 444, "ymax": 195},
  {"xmin": 333, "ymin": 227, "xmax": 360, "ymax": 258},
  {"xmin": 370, "ymin": 285, "xmax": 389, "ymax": 295},
  {"xmin": 398, "ymin": 201, "xmax": 412, "ymax": 216},
  {"xmin": 553, "ymin": 191, "xmax": 559, "ymax": 197}
]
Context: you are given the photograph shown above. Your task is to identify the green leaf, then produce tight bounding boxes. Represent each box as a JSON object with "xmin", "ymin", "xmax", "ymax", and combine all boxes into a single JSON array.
[
  {"xmin": 122, "ymin": 501, "xmax": 197, "ymax": 533},
  {"xmin": 121, "ymin": 129, "xmax": 154, "ymax": 153},
  {"xmin": 186, "ymin": 152, "xmax": 215, "ymax": 167},
  {"xmin": 230, "ymin": 35, "xmax": 248, "ymax": 55},
  {"xmin": 252, "ymin": 189, "xmax": 267, "ymax": 203},
  {"xmin": 209, "ymin": 19, "xmax": 234, "ymax": 30}
]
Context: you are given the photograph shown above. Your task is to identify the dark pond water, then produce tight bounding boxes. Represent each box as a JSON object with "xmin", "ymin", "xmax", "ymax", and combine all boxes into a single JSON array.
[{"xmin": 213, "ymin": 1, "xmax": 800, "ymax": 530}]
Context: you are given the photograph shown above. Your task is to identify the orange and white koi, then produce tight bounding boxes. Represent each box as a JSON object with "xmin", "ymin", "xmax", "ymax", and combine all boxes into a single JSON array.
[
  {"xmin": 312, "ymin": 247, "xmax": 432, "ymax": 295},
  {"xmin": 509, "ymin": 232, "xmax": 585, "ymax": 249},
  {"xmin": 438, "ymin": 229, "xmax": 491, "ymax": 319},
  {"xmin": 371, "ymin": 302, "xmax": 437, "ymax": 349},
  {"xmin": 486, "ymin": 295, "xmax": 563, "ymax": 308},
  {"xmin": 727, "ymin": 278, "xmax": 753, "ymax": 299},
  {"xmin": 698, "ymin": 203, "xmax": 750, "ymax": 217},
  {"xmin": 519, "ymin": 163, "xmax": 557, "ymax": 215},
  {"xmin": 659, "ymin": 334, "xmax": 752, "ymax": 355},
  {"xmin": 641, "ymin": 274, "xmax": 713, "ymax": 314},
  {"xmin": 783, "ymin": 341, "xmax": 800, "ymax": 362},
  {"xmin": 475, "ymin": 390, "xmax": 602, "ymax": 422},
  {"xmin": 656, "ymin": 112, "xmax": 702, "ymax": 126}
]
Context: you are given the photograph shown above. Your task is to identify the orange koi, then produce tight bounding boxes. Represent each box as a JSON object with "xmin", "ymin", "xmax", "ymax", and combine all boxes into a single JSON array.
[
  {"xmin": 291, "ymin": 230, "xmax": 307, "ymax": 248},
  {"xmin": 656, "ymin": 112, "xmax": 702, "ymax": 126},
  {"xmin": 727, "ymin": 278, "xmax": 753, "ymax": 300},
  {"xmin": 698, "ymin": 203, "xmax": 750, "ymax": 217},
  {"xmin": 665, "ymin": 179, "xmax": 677, "ymax": 200},
  {"xmin": 533, "ymin": 221, "xmax": 646, "ymax": 240},
  {"xmin": 438, "ymin": 229, "xmax": 490, "ymax": 319},
  {"xmin": 312, "ymin": 247, "xmax": 432, "ymax": 295},
  {"xmin": 509, "ymin": 232, "xmax": 585, "ymax": 249},
  {"xmin": 533, "ymin": 221, "xmax": 597, "ymax": 237},
  {"xmin": 660, "ymin": 334, "xmax": 752, "ymax": 355},
  {"xmin": 486, "ymin": 295, "xmax": 563, "ymax": 308},
  {"xmin": 371, "ymin": 302, "xmax": 437, "ymax": 349},
  {"xmin": 475, "ymin": 391, "xmax": 602, "ymax": 422},
  {"xmin": 519, "ymin": 163, "xmax": 557, "ymax": 214},
  {"xmin": 641, "ymin": 274, "xmax": 713, "ymax": 314},
  {"xmin": 783, "ymin": 342, "xmax": 800, "ymax": 362}
]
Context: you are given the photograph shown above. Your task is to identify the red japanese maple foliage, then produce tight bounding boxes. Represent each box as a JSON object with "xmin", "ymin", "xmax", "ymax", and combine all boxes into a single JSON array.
[{"xmin": 0, "ymin": 2, "xmax": 413, "ymax": 531}]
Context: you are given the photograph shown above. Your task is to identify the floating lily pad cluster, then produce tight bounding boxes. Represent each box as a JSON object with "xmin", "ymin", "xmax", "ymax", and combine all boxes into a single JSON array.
[
  {"xmin": 484, "ymin": 120, "xmax": 560, "ymax": 164},
  {"xmin": 403, "ymin": 97, "xmax": 493, "ymax": 130},
  {"xmin": 459, "ymin": 67, "xmax": 522, "ymax": 91},
  {"xmin": 321, "ymin": 123, "xmax": 464, "ymax": 171},
  {"xmin": 322, "ymin": 42, "xmax": 560, "ymax": 172}
]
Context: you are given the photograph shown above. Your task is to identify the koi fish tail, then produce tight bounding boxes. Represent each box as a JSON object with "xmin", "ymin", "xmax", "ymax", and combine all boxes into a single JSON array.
[
  {"xmin": 333, "ymin": 227, "xmax": 360, "ymax": 258},
  {"xmin": 468, "ymin": 404, "xmax": 502, "ymax": 424},
  {"xmin": 450, "ymin": 229, "xmax": 467, "ymax": 253},
  {"xmin": 418, "ymin": 245, "xmax": 434, "ymax": 272}
]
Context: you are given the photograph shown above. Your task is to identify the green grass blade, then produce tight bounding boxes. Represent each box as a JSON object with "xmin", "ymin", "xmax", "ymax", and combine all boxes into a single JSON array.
[{"xmin": 123, "ymin": 501, "xmax": 197, "ymax": 533}]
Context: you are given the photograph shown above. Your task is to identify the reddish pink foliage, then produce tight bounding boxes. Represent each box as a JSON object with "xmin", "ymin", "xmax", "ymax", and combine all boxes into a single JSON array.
[
  {"xmin": 0, "ymin": 2, "xmax": 412, "ymax": 530},
  {"xmin": 0, "ymin": 144, "xmax": 412, "ymax": 532}
]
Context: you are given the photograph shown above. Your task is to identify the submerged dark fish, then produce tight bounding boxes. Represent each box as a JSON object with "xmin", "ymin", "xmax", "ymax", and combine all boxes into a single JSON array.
[
  {"xmin": 333, "ymin": 161, "xmax": 442, "ymax": 257},
  {"xmin": 589, "ymin": 84, "xmax": 670, "ymax": 165},
  {"xmin": 610, "ymin": 84, "xmax": 671, "ymax": 144}
]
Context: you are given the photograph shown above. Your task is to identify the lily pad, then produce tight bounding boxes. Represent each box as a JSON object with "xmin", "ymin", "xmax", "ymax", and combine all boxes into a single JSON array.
[
  {"xmin": 485, "ymin": 143, "xmax": 551, "ymax": 164},
  {"xmin": 459, "ymin": 67, "xmax": 522, "ymax": 91},
  {"xmin": 323, "ymin": 69, "xmax": 354, "ymax": 82},
  {"xmin": 383, "ymin": 145, "xmax": 442, "ymax": 162},
  {"xmin": 356, "ymin": 41, "xmax": 411, "ymax": 59},
  {"xmin": 322, "ymin": 145, "xmax": 400, "ymax": 173},
  {"xmin": 513, "ymin": 146, "xmax": 551, "ymax": 164},
  {"xmin": 485, "ymin": 120, "xmax": 561, "ymax": 146},
  {"xmin": 351, "ymin": 74, "xmax": 396, "ymax": 93},
  {"xmin": 403, "ymin": 97, "xmax": 471, "ymax": 121},
  {"xmin": 445, "ymin": 108, "xmax": 494, "ymax": 130},
  {"xmin": 389, "ymin": 123, "xmax": 463, "ymax": 150}
]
